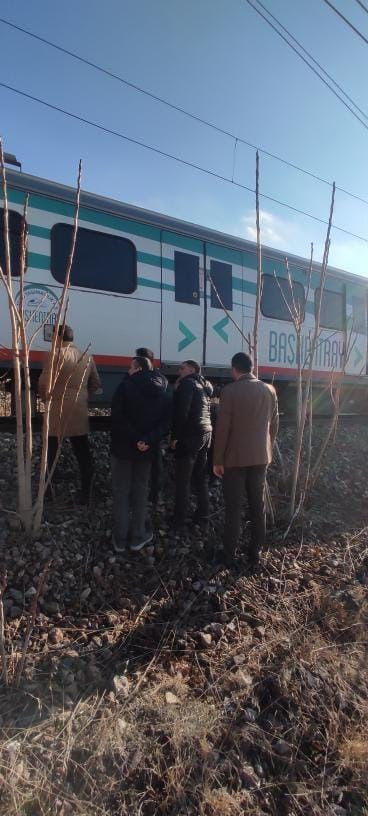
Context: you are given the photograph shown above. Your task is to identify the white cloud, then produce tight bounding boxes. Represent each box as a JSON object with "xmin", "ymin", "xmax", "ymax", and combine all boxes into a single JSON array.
[{"xmin": 240, "ymin": 209, "xmax": 299, "ymax": 248}]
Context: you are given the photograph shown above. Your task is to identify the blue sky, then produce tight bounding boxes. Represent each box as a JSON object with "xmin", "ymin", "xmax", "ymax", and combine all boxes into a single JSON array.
[{"xmin": 1, "ymin": 0, "xmax": 368, "ymax": 274}]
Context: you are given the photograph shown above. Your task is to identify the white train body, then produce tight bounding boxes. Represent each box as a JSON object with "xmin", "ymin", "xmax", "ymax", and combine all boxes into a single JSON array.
[{"xmin": 1, "ymin": 169, "xmax": 367, "ymax": 408}]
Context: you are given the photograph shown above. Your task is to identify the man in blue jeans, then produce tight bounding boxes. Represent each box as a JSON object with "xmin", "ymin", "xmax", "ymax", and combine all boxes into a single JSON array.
[{"xmin": 111, "ymin": 356, "xmax": 168, "ymax": 552}]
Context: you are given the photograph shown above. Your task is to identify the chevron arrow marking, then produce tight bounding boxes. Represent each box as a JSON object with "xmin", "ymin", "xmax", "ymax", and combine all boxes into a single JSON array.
[
  {"xmin": 178, "ymin": 320, "xmax": 196, "ymax": 352},
  {"xmin": 213, "ymin": 315, "xmax": 229, "ymax": 343}
]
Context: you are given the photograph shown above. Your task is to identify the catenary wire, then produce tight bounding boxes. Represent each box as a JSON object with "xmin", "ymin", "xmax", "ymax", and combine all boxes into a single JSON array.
[
  {"xmin": 244, "ymin": 0, "xmax": 368, "ymax": 131},
  {"xmin": 1, "ymin": 79, "xmax": 368, "ymax": 245},
  {"xmin": 255, "ymin": 0, "xmax": 368, "ymax": 123},
  {"xmin": 354, "ymin": 0, "xmax": 368, "ymax": 14},
  {"xmin": 322, "ymin": 0, "xmax": 368, "ymax": 45},
  {"xmin": 1, "ymin": 16, "xmax": 368, "ymax": 207}
]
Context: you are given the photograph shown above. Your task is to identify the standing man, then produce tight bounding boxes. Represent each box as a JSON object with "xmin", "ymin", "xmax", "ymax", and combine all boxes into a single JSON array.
[
  {"xmin": 38, "ymin": 324, "xmax": 101, "ymax": 503},
  {"xmin": 213, "ymin": 352, "xmax": 278, "ymax": 571},
  {"xmin": 171, "ymin": 360, "xmax": 213, "ymax": 530},
  {"xmin": 135, "ymin": 347, "xmax": 169, "ymax": 506},
  {"xmin": 111, "ymin": 356, "xmax": 167, "ymax": 552}
]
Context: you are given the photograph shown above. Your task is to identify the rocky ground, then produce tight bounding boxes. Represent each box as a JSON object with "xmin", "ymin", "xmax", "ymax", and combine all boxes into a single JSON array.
[{"xmin": 0, "ymin": 423, "xmax": 367, "ymax": 816}]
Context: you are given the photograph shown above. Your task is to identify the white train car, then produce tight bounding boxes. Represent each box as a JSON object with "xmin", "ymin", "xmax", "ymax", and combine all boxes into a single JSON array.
[{"xmin": 1, "ymin": 168, "xmax": 367, "ymax": 412}]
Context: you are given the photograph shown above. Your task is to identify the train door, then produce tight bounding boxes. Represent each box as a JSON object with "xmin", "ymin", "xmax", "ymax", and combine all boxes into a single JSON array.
[
  {"xmin": 161, "ymin": 232, "xmax": 205, "ymax": 364},
  {"xmin": 205, "ymin": 244, "xmax": 243, "ymax": 368}
]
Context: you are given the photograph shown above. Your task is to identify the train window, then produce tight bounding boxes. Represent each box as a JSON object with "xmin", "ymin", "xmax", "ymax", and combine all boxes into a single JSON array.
[
  {"xmin": 352, "ymin": 295, "xmax": 366, "ymax": 334},
  {"xmin": 261, "ymin": 274, "xmax": 305, "ymax": 322},
  {"xmin": 174, "ymin": 251, "xmax": 200, "ymax": 305},
  {"xmin": 210, "ymin": 260, "xmax": 233, "ymax": 310},
  {"xmin": 0, "ymin": 210, "xmax": 23, "ymax": 277},
  {"xmin": 51, "ymin": 223, "xmax": 137, "ymax": 294},
  {"xmin": 315, "ymin": 288, "xmax": 344, "ymax": 331}
]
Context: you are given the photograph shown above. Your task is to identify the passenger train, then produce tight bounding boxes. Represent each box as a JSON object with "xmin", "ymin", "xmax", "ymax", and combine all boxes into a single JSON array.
[{"xmin": 1, "ymin": 168, "xmax": 367, "ymax": 413}]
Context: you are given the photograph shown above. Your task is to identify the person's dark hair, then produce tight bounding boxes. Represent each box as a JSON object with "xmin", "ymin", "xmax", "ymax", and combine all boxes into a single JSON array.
[
  {"xmin": 132, "ymin": 355, "xmax": 153, "ymax": 371},
  {"xmin": 136, "ymin": 347, "xmax": 154, "ymax": 361},
  {"xmin": 53, "ymin": 324, "xmax": 74, "ymax": 342},
  {"xmin": 184, "ymin": 359, "xmax": 201, "ymax": 374},
  {"xmin": 231, "ymin": 352, "xmax": 252, "ymax": 373}
]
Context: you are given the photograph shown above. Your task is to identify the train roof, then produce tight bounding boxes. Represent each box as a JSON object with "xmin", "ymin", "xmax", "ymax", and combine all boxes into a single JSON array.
[{"xmin": 4, "ymin": 168, "xmax": 368, "ymax": 288}]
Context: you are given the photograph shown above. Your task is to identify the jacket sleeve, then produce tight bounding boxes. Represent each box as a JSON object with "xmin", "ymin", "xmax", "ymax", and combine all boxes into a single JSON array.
[
  {"xmin": 88, "ymin": 358, "xmax": 102, "ymax": 394},
  {"xmin": 141, "ymin": 392, "xmax": 172, "ymax": 446},
  {"xmin": 270, "ymin": 388, "xmax": 279, "ymax": 447},
  {"xmin": 213, "ymin": 386, "xmax": 233, "ymax": 466},
  {"xmin": 172, "ymin": 379, "xmax": 193, "ymax": 439}
]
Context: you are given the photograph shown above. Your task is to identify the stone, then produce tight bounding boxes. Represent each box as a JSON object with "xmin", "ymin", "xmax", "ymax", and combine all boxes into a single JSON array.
[
  {"xmin": 240, "ymin": 763, "xmax": 259, "ymax": 788},
  {"xmin": 233, "ymin": 654, "xmax": 245, "ymax": 667},
  {"xmin": 112, "ymin": 675, "xmax": 130, "ymax": 698},
  {"xmin": 80, "ymin": 586, "xmax": 91, "ymax": 601},
  {"xmin": 48, "ymin": 627, "xmax": 64, "ymax": 644},
  {"xmin": 9, "ymin": 588, "xmax": 23, "ymax": 603},
  {"xmin": 25, "ymin": 586, "xmax": 37, "ymax": 597},
  {"xmin": 192, "ymin": 581, "xmax": 201, "ymax": 592},
  {"xmin": 165, "ymin": 691, "xmax": 180, "ymax": 705},
  {"xmin": 254, "ymin": 625, "xmax": 266, "ymax": 638},
  {"xmin": 198, "ymin": 632, "xmax": 212, "ymax": 648},
  {"xmin": 274, "ymin": 739, "xmax": 291, "ymax": 756},
  {"xmin": 243, "ymin": 707, "xmax": 257, "ymax": 723},
  {"xmin": 117, "ymin": 717, "xmax": 128, "ymax": 734},
  {"xmin": 9, "ymin": 605, "xmax": 22, "ymax": 618}
]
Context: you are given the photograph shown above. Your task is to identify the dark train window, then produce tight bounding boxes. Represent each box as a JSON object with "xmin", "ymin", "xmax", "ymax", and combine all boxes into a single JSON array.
[
  {"xmin": 0, "ymin": 210, "xmax": 23, "ymax": 277},
  {"xmin": 315, "ymin": 288, "xmax": 344, "ymax": 330},
  {"xmin": 210, "ymin": 260, "xmax": 232, "ymax": 310},
  {"xmin": 174, "ymin": 251, "xmax": 200, "ymax": 305},
  {"xmin": 261, "ymin": 274, "xmax": 305, "ymax": 322},
  {"xmin": 352, "ymin": 295, "xmax": 366, "ymax": 334},
  {"xmin": 51, "ymin": 223, "xmax": 137, "ymax": 294}
]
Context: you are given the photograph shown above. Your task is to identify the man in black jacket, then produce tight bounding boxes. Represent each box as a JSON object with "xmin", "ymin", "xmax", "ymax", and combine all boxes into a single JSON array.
[
  {"xmin": 171, "ymin": 360, "xmax": 213, "ymax": 529},
  {"xmin": 135, "ymin": 346, "xmax": 169, "ymax": 505},
  {"xmin": 111, "ymin": 356, "xmax": 168, "ymax": 552}
]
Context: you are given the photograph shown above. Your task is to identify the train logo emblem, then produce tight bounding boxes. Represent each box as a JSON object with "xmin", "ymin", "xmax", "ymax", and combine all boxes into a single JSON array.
[{"xmin": 16, "ymin": 283, "xmax": 59, "ymax": 326}]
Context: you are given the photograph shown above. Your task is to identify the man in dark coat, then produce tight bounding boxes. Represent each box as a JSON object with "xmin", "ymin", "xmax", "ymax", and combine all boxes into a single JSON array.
[
  {"xmin": 171, "ymin": 360, "xmax": 213, "ymax": 529},
  {"xmin": 135, "ymin": 347, "xmax": 169, "ymax": 505},
  {"xmin": 111, "ymin": 356, "xmax": 168, "ymax": 552}
]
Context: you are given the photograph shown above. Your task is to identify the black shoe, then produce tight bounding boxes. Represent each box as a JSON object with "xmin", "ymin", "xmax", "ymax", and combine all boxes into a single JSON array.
[
  {"xmin": 170, "ymin": 516, "xmax": 186, "ymax": 533},
  {"xmin": 192, "ymin": 511, "xmax": 209, "ymax": 529},
  {"xmin": 248, "ymin": 556, "xmax": 260, "ymax": 575},
  {"xmin": 211, "ymin": 551, "xmax": 235, "ymax": 570}
]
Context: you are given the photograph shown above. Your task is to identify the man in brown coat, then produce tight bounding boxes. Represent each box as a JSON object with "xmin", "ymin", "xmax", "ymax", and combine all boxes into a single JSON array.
[
  {"xmin": 213, "ymin": 352, "xmax": 278, "ymax": 570},
  {"xmin": 38, "ymin": 325, "xmax": 101, "ymax": 503}
]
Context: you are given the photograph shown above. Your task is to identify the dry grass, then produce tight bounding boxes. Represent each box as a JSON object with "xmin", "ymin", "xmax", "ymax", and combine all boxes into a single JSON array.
[{"xmin": 0, "ymin": 542, "xmax": 367, "ymax": 816}]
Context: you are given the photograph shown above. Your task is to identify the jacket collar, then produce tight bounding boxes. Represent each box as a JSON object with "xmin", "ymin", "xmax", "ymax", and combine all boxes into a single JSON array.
[{"xmin": 238, "ymin": 373, "xmax": 257, "ymax": 381}]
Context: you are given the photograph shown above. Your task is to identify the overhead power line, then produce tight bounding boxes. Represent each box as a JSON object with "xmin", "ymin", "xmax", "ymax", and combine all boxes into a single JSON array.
[
  {"xmin": 255, "ymin": 0, "xmax": 368, "ymax": 123},
  {"xmin": 1, "ymin": 80, "xmax": 367, "ymax": 245},
  {"xmin": 244, "ymin": 0, "xmax": 368, "ymax": 132},
  {"xmin": 1, "ymin": 17, "xmax": 368, "ymax": 207},
  {"xmin": 354, "ymin": 0, "xmax": 368, "ymax": 14},
  {"xmin": 322, "ymin": 0, "xmax": 368, "ymax": 45}
]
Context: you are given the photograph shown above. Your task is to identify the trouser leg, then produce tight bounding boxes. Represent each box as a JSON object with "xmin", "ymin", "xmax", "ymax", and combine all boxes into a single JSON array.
[
  {"xmin": 245, "ymin": 465, "xmax": 267, "ymax": 559},
  {"xmin": 70, "ymin": 435, "xmax": 93, "ymax": 499},
  {"xmin": 149, "ymin": 445, "xmax": 162, "ymax": 505},
  {"xmin": 223, "ymin": 467, "xmax": 246, "ymax": 557},
  {"xmin": 111, "ymin": 457, "xmax": 131, "ymax": 544},
  {"xmin": 174, "ymin": 455, "xmax": 195, "ymax": 524},
  {"xmin": 192, "ymin": 436, "xmax": 211, "ymax": 518},
  {"xmin": 131, "ymin": 459, "xmax": 151, "ymax": 541}
]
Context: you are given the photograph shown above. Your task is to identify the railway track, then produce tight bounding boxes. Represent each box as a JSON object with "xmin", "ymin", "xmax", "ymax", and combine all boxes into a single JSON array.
[{"xmin": 0, "ymin": 413, "xmax": 367, "ymax": 434}]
